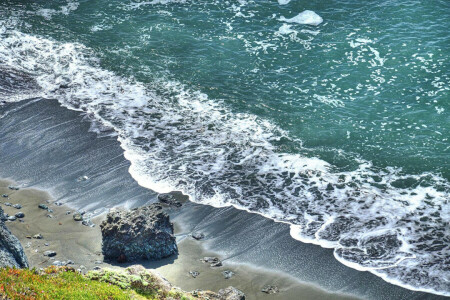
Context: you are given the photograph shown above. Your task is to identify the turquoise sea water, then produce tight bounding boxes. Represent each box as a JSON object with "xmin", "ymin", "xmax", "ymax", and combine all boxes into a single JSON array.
[{"xmin": 0, "ymin": 0, "xmax": 448, "ymax": 296}]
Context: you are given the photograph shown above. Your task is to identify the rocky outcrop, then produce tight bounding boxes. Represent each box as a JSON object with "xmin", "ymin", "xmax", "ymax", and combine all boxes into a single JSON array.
[
  {"xmin": 100, "ymin": 204, "xmax": 177, "ymax": 262},
  {"xmin": 0, "ymin": 206, "xmax": 29, "ymax": 268}
]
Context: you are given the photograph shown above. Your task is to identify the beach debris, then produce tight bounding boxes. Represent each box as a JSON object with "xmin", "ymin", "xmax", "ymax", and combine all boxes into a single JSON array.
[
  {"xmin": 261, "ymin": 285, "xmax": 279, "ymax": 294},
  {"xmin": 73, "ymin": 212, "xmax": 83, "ymax": 221},
  {"xmin": 33, "ymin": 233, "xmax": 43, "ymax": 239},
  {"xmin": 26, "ymin": 236, "xmax": 32, "ymax": 239},
  {"xmin": 12, "ymin": 204, "xmax": 22, "ymax": 209},
  {"xmin": 201, "ymin": 257, "xmax": 223, "ymax": 267},
  {"xmin": 38, "ymin": 203, "xmax": 48, "ymax": 210},
  {"xmin": 4, "ymin": 202, "xmax": 12, "ymax": 206},
  {"xmin": 15, "ymin": 212, "xmax": 25, "ymax": 218},
  {"xmin": 157, "ymin": 191, "xmax": 188, "ymax": 208},
  {"xmin": 190, "ymin": 232, "xmax": 205, "ymax": 240},
  {"xmin": 100, "ymin": 204, "xmax": 177, "ymax": 263},
  {"xmin": 222, "ymin": 270, "xmax": 235, "ymax": 279},
  {"xmin": 43, "ymin": 250, "xmax": 57, "ymax": 257},
  {"xmin": 77, "ymin": 175, "xmax": 89, "ymax": 182},
  {"xmin": 7, "ymin": 216, "xmax": 16, "ymax": 221},
  {"xmin": 218, "ymin": 286, "xmax": 246, "ymax": 300},
  {"xmin": 1, "ymin": 194, "xmax": 8, "ymax": 198},
  {"xmin": 189, "ymin": 270, "xmax": 200, "ymax": 278}
]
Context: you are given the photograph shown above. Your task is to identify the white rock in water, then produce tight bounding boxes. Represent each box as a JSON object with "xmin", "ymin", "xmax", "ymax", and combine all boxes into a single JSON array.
[
  {"xmin": 278, "ymin": 0, "xmax": 291, "ymax": 5},
  {"xmin": 280, "ymin": 10, "xmax": 323, "ymax": 26}
]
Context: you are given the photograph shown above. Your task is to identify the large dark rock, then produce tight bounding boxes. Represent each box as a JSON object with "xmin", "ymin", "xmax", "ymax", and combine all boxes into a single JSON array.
[
  {"xmin": 0, "ymin": 206, "xmax": 29, "ymax": 268},
  {"xmin": 100, "ymin": 204, "xmax": 177, "ymax": 262}
]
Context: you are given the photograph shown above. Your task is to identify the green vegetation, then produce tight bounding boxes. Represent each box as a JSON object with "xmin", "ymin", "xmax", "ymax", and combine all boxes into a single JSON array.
[{"xmin": 0, "ymin": 266, "xmax": 195, "ymax": 300}]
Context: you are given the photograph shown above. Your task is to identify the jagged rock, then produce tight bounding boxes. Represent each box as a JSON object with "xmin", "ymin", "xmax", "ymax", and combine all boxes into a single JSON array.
[
  {"xmin": 222, "ymin": 270, "xmax": 234, "ymax": 279},
  {"xmin": 191, "ymin": 232, "xmax": 205, "ymax": 240},
  {"xmin": 218, "ymin": 286, "xmax": 246, "ymax": 300},
  {"xmin": 43, "ymin": 250, "xmax": 57, "ymax": 257},
  {"xmin": 0, "ymin": 207, "xmax": 29, "ymax": 268},
  {"xmin": 189, "ymin": 270, "xmax": 200, "ymax": 278},
  {"xmin": 15, "ymin": 212, "xmax": 25, "ymax": 218},
  {"xmin": 261, "ymin": 285, "xmax": 279, "ymax": 294},
  {"xmin": 38, "ymin": 204, "xmax": 48, "ymax": 210},
  {"xmin": 100, "ymin": 204, "xmax": 177, "ymax": 262},
  {"xmin": 157, "ymin": 191, "xmax": 188, "ymax": 207}
]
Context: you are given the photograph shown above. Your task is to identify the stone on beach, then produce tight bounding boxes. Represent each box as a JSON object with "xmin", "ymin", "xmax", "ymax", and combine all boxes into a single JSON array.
[
  {"xmin": 100, "ymin": 204, "xmax": 177, "ymax": 262},
  {"xmin": 43, "ymin": 250, "xmax": 57, "ymax": 257},
  {"xmin": 157, "ymin": 191, "xmax": 188, "ymax": 207},
  {"xmin": 12, "ymin": 204, "xmax": 22, "ymax": 209},
  {"xmin": 222, "ymin": 270, "xmax": 235, "ymax": 279},
  {"xmin": 15, "ymin": 212, "xmax": 25, "ymax": 218},
  {"xmin": 0, "ymin": 207, "xmax": 29, "ymax": 268},
  {"xmin": 73, "ymin": 212, "xmax": 83, "ymax": 221},
  {"xmin": 38, "ymin": 203, "xmax": 48, "ymax": 210},
  {"xmin": 191, "ymin": 232, "xmax": 205, "ymax": 240},
  {"xmin": 201, "ymin": 256, "xmax": 223, "ymax": 267},
  {"xmin": 189, "ymin": 270, "xmax": 200, "ymax": 278},
  {"xmin": 33, "ymin": 233, "xmax": 43, "ymax": 239},
  {"xmin": 261, "ymin": 285, "xmax": 279, "ymax": 294},
  {"xmin": 217, "ymin": 286, "xmax": 246, "ymax": 300}
]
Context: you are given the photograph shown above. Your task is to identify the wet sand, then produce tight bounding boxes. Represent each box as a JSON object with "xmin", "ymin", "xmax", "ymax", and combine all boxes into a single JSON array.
[{"xmin": 0, "ymin": 178, "xmax": 358, "ymax": 299}]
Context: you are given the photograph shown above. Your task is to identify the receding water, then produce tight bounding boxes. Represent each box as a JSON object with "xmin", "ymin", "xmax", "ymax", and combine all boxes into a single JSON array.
[{"xmin": 0, "ymin": 0, "xmax": 448, "ymax": 296}]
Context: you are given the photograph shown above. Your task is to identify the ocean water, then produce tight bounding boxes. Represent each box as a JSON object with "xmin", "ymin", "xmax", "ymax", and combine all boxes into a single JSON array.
[{"xmin": 0, "ymin": 0, "xmax": 448, "ymax": 296}]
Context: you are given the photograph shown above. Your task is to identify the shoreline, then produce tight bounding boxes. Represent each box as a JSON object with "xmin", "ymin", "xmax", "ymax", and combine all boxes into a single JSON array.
[{"xmin": 0, "ymin": 178, "xmax": 359, "ymax": 300}]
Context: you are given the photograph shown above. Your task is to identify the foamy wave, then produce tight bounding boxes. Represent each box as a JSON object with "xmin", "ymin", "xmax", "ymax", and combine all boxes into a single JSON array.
[{"xmin": 0, "ymin": 27, "xmax": 449, "ymax": 296}]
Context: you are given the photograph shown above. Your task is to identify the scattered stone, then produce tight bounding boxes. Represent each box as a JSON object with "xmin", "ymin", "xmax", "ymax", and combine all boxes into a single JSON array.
[
  {"xmin": 7, "ymin": 216, "xmax": 16, "ymax": 221},
  {"xmin": 8, "ymin": 186, "xmax": 19, "ymax": 190},
  {"xmin": 65, "ymin": 211, "xmax": 71, "ymax": 215},
  {"xmin": 46, "ymin": 214, "xmax": 54, "ymax": 218},
  {"xmin": 222, "ymin": 270, "xmax": 235, "ymax": 279},
  {"xmin": 191, "ymin": 232, "xmax": 205, "ymax": 240},
  {"xmin": 100, "ymin": 204, "xmax": 177, "ymax": 262},
  {"xmin": 66, "ymin": 260, "xmax": 74, "ymax": 265},
  {"xmin": 15, "ymin": 212, "xmax": 25, "ymax": 218},
  {"xmin": 94, "ymin": 260, "xmax": 102, "ymax": 264},
  {"xmin": 73, "ymin": 213, "xmax": 83, "ymax": 221},
  {"xmin": 157, "ymin": 191, "xmax": 188, "ymax": 208},
  {"xmin": 4, "ymin": 202, "xmax": 12, "ymax": 206},
  {"xmin": 18, "ymin": 219, "xmax": 24, "ymax": 223},
  {"xmin": 12, "ymin": 204, "xmax": 22, "ymax": 209},
  {"xmin": 211, "ymin": 261, "xmax": 223, "ymax": 267},
  {"xmin": 48, "ymin": 209, "xmax": 54, "ymax": 213},
  {"xmin": 33, "ymin": 234, "xmax": 43, "ymax": 239},
  {"xmin": 1, "ymin": 194, "xmax": 8, "ymax": 198},
  {"xmin": 261, "ymin": 285, "xmax": 279, "ymax": 294},
  {"xmin": 218, "ymin": 286, "xmax": 246, "ymax": 300},
  {"xmin": 52, "ymin": 261, "xmax": 64, "ymax": 266},
  {"xmin": 78, "ymin": 210, "xmax": 86, "ymax": 216},
  {"xmin": 26, "ymin": 236, "xmax": 32, "ymax": 239},
  {"xmin": 44, "ymin": 243, "xmax": 49, "ymax": 246},
  {"xmin": 82, "ymin": 219, "xmax": 95, "ymax": 227},
  {"xmin": 189, "ymin": 270, "xmax": 200, "ymax": 278},
  {"xmin": 93, "ymin": 266, "xmax": 101, "ymax": 270},
  {"xmin": 77, "ymin": 175, "xmax": 89, "ymax": 182},
  {"xmin": 43, "ymin": 251, "xmax": 57, "ymax": 257},
  {"xmin": 79, "ymin": 265, "xmax": 86, "ymax": 269},
  {"xmin": 54, "ymin": 202, "xmax": 63, "ymax": 206},
  {"xmin": 38, "ymin": 204, "xmax": 48, "ymax": 210}
]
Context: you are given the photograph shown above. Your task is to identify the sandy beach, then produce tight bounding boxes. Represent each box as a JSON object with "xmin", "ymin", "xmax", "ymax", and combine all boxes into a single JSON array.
[{"xmin": 0, "ymin": 178, "xmax": 359, "ymax": 299}]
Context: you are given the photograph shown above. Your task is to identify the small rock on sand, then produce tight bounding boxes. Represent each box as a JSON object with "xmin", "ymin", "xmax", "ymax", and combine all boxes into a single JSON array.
[
  {"xmin": 201, "ymin": 257, "xmax": 222, "ymax": 267},
  {"xmin": 73, "ymin": 213, "xmax": 83, "ymax": 221},
  {"xmin": 33, "ymin": 233, "xmax": 43, "ymax": 239},
  {"xmin": 12, "ymin": 204, "xmax": 22, "ymax": 209},
  {"xmin": 218, "ymin": 286, "xmax": 246, "ymax": 300},
  {"xmin": 189, "ymin": 270, "xmax": 200, "ymax": 278},
  {"xmin": 4, "ymin": 202, "xmax": 11, "ymax": 206},
  {"xmin": 38, "ymin": 204, "xmax": 48, "ymax": 210},
  {"xmin": 43, "ymin": 250, "xmax": 57, "ymax": 257},
  {"xmin": 191, "ymin": 232, "xmax": 205, "ymax": 240},
  {"xmin": 222, "ymin": 270, "xmax": 235, "ymax": 279},
  {"xmin": 261, "ymin": 285, "xmax": 279, "ymax": 294},
  {"xmin": 1, "ymin": 194, "xmax": 8, "ymax": 198},
  {"xmin": 7, "ymin": 216, "xmax": 16, "ymax": 221},
  {"xmin": 15, "ymin": 212, "xmax": 25, "ymax": 218}
]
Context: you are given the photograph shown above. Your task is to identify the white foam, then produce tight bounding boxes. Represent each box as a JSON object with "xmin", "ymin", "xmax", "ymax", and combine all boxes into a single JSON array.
[
  {"xmin": 280, "ymin": 10, "xmax": 323, "ymax": 26},
  {"xmin": 278, "ymin": 0, "xmax": 291, "ymax": 5}
]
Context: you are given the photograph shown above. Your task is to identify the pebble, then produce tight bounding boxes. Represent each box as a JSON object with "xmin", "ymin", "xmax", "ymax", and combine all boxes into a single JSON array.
[
  {"xmin": 7, "ymin": 216, "xmax": 16, "ymax": 221},
  {"xmin": 48, "ymin": 209, "xmax": 54, "ymax": 213},
  {"xmin": 44, "ymin": 243, "xmax": 49, "ymax": 246},
  {"xmin": 33, "ymin": 233, "xmax": 43, "ymax": 239},
  {"xmin": 4, "ymin": 202, "xmax": 12, "ymax": 206},
  {"xmin": 15, "ymin": 212, "xmax": 25, "ymax": 218},
  {"xmin": 94, "ymin": 260, "xmax": 102, "ymax": 264},
  {"xmin": 47, "ymin": 214, "xmax": 54, "ymax": 218},
  {"xmin": 52, "ymin": 261, "xmax": 65, "ymax": 267},
  {"xmin": 92, "ymin": 266, "xmax": 101, "ymax": 270},
  {"xmin": 201, "ymin": 257, "xmax": 223, "ymax": 267},
  {"xmin": 38, "ymin": 204, "xmax": 48, "ymax": 210},
  {"xmin": 66, "ymin": 260, "xmax": 74, "ymax": 265},
  {"xmin": 222, "ymin": 270, "xmax": 235, "ymax": 279},
  {"xmin": 65, "ymin": 211, "xmax": 71, "ymax": 215},
  {"xmin": 12, "ymin": 204, "xmax": 22, "ymax": 209},
  {"xmin": 1, "ymin": 194, "xmax": 8, "ymax": 198},
  {"xmin": 73, "ymin": 213, "xmax": 83, "ymax": 221},
  {"xmin": 189, "ymin": 271, "xmax": 200, "ymax": 278},
  {"xmin": 43, "ymin": 250, "xmax": 57, "ymax": 257},
  {"xmin": 191, "ymin": 232, "xmax": 205, "ymax": 240},
  {"xmin": 261, "ymin": 285, "xmax": 279, "ymax": 294},
  {"xmin": 8, "ymin": 186, "xmax": 19, "ymax": 190}
]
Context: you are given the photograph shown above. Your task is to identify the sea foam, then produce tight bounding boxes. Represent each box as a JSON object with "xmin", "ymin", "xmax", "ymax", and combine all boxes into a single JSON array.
[{"xmin": 280, "ymin": 10, "xmax": 323, "ymax": 26}]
